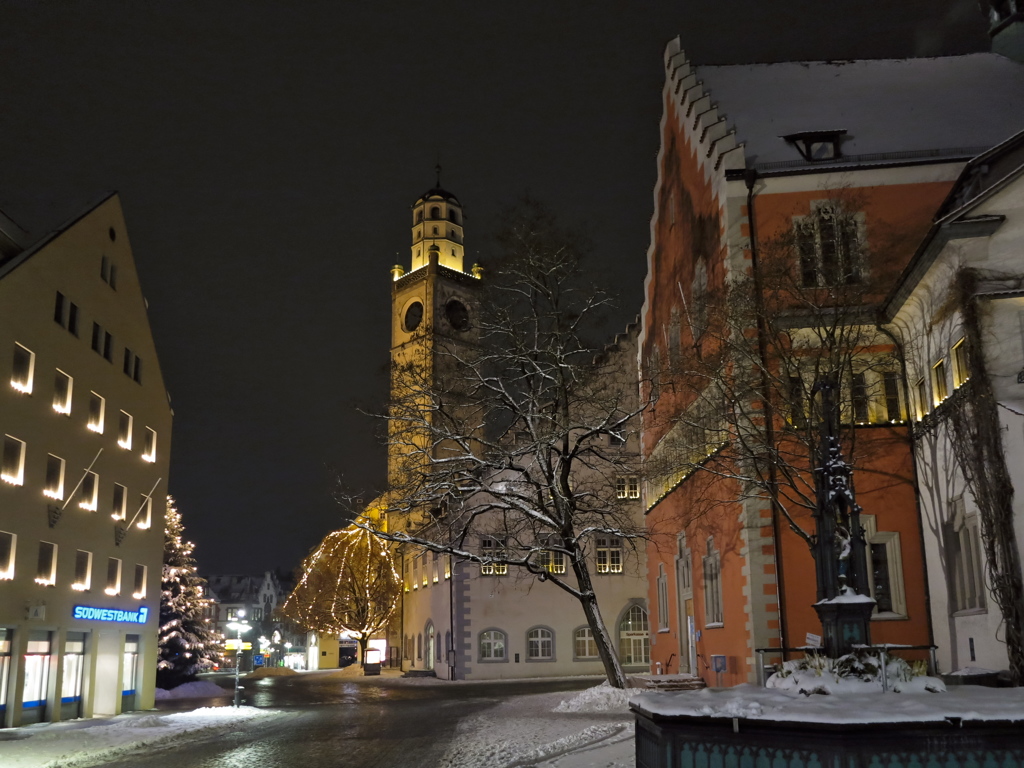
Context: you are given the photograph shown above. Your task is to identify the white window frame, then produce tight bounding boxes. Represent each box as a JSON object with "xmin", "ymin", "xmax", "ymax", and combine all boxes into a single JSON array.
[
  {"xmin": 948, "ymin": 497, "xmax": 986, "ymax": 614},
  {"xmin": 480, "ymin": 537, "xmax": 508, "ymax": 576},
  {"xmin": 618, "ymin": 604, "xmax": 651, "ymax": 665},
  {"xmin": 861, "ymin": 514, "xmax": 907, "ymax": 618},
  {"xmin": 478, "ymin": 629, "xmax": 507, "ymax": 662},
  {"xmin": 526, "ymin": 627, "xmax": 554, "ymax": 661},
  {"xmin": 596, "ymin": 537, "xmax": 623, "ymax": 574},
  {"xmin": 2, "ymin": 435, "xmax": 26, "ymax": 486},
  {"xmin": 11, "ymin": 343, "xmax": 35, "ymax": 394},
  {"xmin": 574, "ymin": 627, "xmax": 599, "ymax": 659}
]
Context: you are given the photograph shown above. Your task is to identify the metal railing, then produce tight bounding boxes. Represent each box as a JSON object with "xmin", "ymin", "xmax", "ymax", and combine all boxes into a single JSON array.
[{"xmin": 754, "ymin": 644, "xmax": 938, "ymax": 689}]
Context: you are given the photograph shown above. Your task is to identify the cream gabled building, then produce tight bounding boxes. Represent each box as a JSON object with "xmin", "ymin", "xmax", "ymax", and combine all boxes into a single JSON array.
[
  {"xmin": 389, "ymin": 187, "xmax": 650, "ymax": 680},
  {"xmin": 0, "ymin": 194, "xmax": 172, "ymax": 726}
]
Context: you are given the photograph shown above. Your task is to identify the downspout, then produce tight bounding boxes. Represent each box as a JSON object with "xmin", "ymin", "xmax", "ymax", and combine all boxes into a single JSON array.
[
  {"xmin": 874, "ymin": 321, "xmax": 937, "ymax": 659},
  {"xmin": 449, "ymin": 558, "xmax": 456, "ymax": 680},
  {"xmin": 745, "ymin": 169, "xmax": 790, "ymax": 656}
]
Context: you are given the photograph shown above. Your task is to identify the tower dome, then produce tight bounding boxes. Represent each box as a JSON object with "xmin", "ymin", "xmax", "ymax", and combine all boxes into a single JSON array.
[{"xmin": 410, "ymin": 185, "xmax": 465, "ymax": 273}]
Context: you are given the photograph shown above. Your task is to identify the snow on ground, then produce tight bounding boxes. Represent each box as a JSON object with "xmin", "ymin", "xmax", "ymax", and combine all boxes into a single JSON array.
[
  {"xmin": 153, "ymin": 680, "xmax": 230, "ymax": 699},
  {"xmin": 246, "ymin": 666, "xmax": 299, "ymax": 678},
  {"xmin": 440, "ymin": 683, "xmax": 639, "ymax": 768},
  {"xmin": 0, "ymin": 706, "xmax": 285, "ymax": 768}
]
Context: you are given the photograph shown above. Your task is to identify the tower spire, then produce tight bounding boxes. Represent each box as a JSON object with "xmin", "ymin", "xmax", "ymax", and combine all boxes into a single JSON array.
[{"xmin": 435, "ymin": 161, "xmax": 442, "ymax": 188}]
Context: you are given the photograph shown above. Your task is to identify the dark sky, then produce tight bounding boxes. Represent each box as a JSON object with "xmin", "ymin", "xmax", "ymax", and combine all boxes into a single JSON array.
[{"xmin": 0, "ymin": 1, "xmax": 990, "ymax": 576}]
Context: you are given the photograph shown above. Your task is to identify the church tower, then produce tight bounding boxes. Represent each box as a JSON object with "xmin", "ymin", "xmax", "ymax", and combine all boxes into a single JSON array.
[{"xmin": 388, "ymin": 183, "xmax": 483, "ymax": 494}]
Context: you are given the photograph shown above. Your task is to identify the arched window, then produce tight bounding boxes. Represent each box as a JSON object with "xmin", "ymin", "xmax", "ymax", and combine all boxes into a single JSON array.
[
  {"xmin": 432, "ymin": 226, "xmax": 438, "ymax": 235},
  {"xmin": 527, "ymin": 627, "xmax": 554, "ymax": 660},
  {"xmin": 618, "ymin": 605, "xmax": 650, "ymax": 665},
  {"xmin": 416, "ymin": 210, "xmax": 423, "ymax": 223},
  {"xmin": 416, "ymin": 633, "xmax": 422, "ymax": 660},
  {"xmin": 479, "ymin": 629, "xmax": 506, "ymax": 661},
  {"xmin": 430, "ymin": 206, "xmax": 440, "ymax": 219},
  {"xmin": 574, "ymin": 627, "xmax": 598, "ymax": 659},
  {"xmin": 449, "ymin": 210, "xmax": 458, "ymax": 224}
]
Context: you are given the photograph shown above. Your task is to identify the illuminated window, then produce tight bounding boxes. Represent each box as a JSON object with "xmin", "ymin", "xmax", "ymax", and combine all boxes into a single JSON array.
[
  {"xmin": 2, "ymin": 435, "xmax": 26, "ymax": 486},
  {"xmin": 444, "ymin": 555, "xmax": 451, "ymax": 580},
  {"xmin": 117, "ymin": 411, "xmax": 133, "ymax": 449},
  {"xmin": 73, "ymin": 550, "xmax": 92, "ymax": 591},
  {"xmin": 916, "ymin": 378, "xmax": 928, "ymax": 420},
  {"xmin": 79, "ymin": 471, "xmax": 98, "ymax": 511},
  {"xmin": 0, "ymin": 532, "xmax": 15, "ymax": 580},
  {"xmin": 411, "ymin": 553, "xmax": 419, "ymax": 589},
  {"xmin": 703, "ymin": 537, "xmax": 723, "ymax": 626},
  {"xmin": 11, "ymin": 343, "xmax": 35, "ymax": 393},
  {"xmin": 574, "ymin": 627, "xmax": 598, "ymax": 659},
  {"xmin": 933, "ymin": 359, "xmax": 948, "ymax": 403},
  {"xmin": 44, "ymin": 455, "xmax": 65, "ymax": 500},
  {"xmin": 142, "ymin": 427, "xmax": 157, "ymax": 462},
  {"xmin": 527, "ymin": 627, "xmax": 554, "ymax": 660},
  {"xmin": 432, "ymin": 552, "xmax": 439, "ymax": 583},
  {"xmin": 480, "ymin": 537, "xmax": 507, "ymax": 575},
  {"xmin": 88, "ymin": 392, "xmax": 105, "ymax": 433},
  {"xmin": 53, "ymin": 370, "xmax": 72, "ymax": 414},
  {"xmin": 111, "ymin": 483, "xmax": 127, "ymax": 521},
  {"xmin": 36, "ymin": 541, "xmax": 57, "ymax": 585},
  {"xmin": 596, "ymin": 537, "xmax": 622, "ymax": 574},
  {"xmin": 788, "ymin": 375, "xmax": 806, "ymax": 428},
  {"xmin": 539, "ymin": 539, "xmax": 566, "ymax": 575},
  {"xmin": 133, "ymin": 564, "xmax": 147, "ymax": 599},
  {"xmin": 952, "ymin": 338, "xmax": 969, "ymax": 389},
  {"xmin": 421, "ymin": 553, "xmax": 428, "ymax": 587},
  {"xmin": 619, "ymin": 605, "xmax": 650, "ymax": 665},
  {"xmin": 883, "ymin": 372, "xmax": 903, "ymax": 422},
  {"xmin": 479, "ymin": 630, "xmax": 506, "ymax": 661},
  {"xmin": 105, "ymin": 557, "xmax": 122, "ymax": 596},
  {"xmin": 851, "ymin": 372, "xmax": 869, "ymax": 423},
  {"xmin": 136, "ymin": 494, "xmax": 152, "ymax": 529},
  {"xmin": 616, "ymin": 476, "xmax": 640, "ymax": 499}
]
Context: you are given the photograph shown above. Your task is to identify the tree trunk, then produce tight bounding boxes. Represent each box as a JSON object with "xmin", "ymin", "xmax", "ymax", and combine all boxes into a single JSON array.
[
  {"xmin": 357, "ymin": 634, "xmax": 368, "ymax": 668},
  {"xmin": 571, "ymin": 545, "xmax": 628, "ymax": 688}
]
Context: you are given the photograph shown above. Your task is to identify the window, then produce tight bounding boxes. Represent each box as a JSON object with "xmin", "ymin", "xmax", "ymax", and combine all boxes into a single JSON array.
[
  {"xmin": 430, "ymin": 206, "xmax": 440, "ymax": 219},
  {"xmin": 53, "ymin": 370, "xmax": 73, "ymax": 414},
  {"xmin": 703, "ymin": 538, "xmax": 723, "ymax": 626},
  {"xmin": 527, "ymin": 627, "xmax": 554, "ymax": 660},
  {"xmin": 795, "ymin": 206, "xmax": 863, "ymax": 287},
  {"xmin": 105, "ymin": 557, "xmax": 122, "ymax": 595},
  {"xmin": 123, "ymin": 349, "xmax": 142, "ymax": 383},
  {"xmin": 412, "ymin": 552, "xmax": 419, "ymax": 589},
  {"xmin": 226, "ymin": 608, "xmax": 243, "ymax": 620},
  {"xmin": 136, "ymin": 494, "xmax": 152, "ymax": 529},
  {"xmin": 44, "ymin": 455, "xmax": 65, "ymax": 500},
  {"xmin": 538, "ymin": 537, "xmax": 566, "ymax": 574},
  {"xmin": 100, "ymin": 255, "xmax": 117, "ymax": 288},
  {"xmin": 479, "ymin": 630, "xmax": 506, "ymax": 661},
  {"xmin": 133, "ymin": 564, "xmax": 147, "ymax": 599},
  {"xmin": 788, "ymin": 375, "xmax": 806, "ymax": 428},
  {"xmin": 432, "ymin": 552, "xmax": 439, "ymax": 583},
  {"xmin": 0, "ymin": 531, "xmax": 15, "ymax": 580},
  {"xmin": 416, "ymin": 633, "xmax": 422, "ymax": 660},
  {"xmin": 112, "ymin": 483, "xmax": 127, "ymax": 521},
  {"xmin": 444, "ymin": 555, "xmax": 451, "ymax": 580},
  {"xmin": 952, "ymin": 338, "xmax": 969, "ymax": 388},
  {"xmin": 54, "ymin": 292, "xmax": 79, "ymax": 335},
  {"xmin": 2, "ymin": 435, "xmax": 25, "ymax": 486},
  {"xmin": 596, "ymin": 537, "xmax": 623, "ymax": 574},
  {"xmin": 574, "ymin": 627, "xmax": 598, "ymax": 659},
  {"xmin": 947, "ymin": 497, "xmax": 985, "ymax": 614},
  {"xmin": 11, "ymin": 343, "xmax": 35, "ymax": 393},
  {"xmin": 79, "ymin": 471, "xmax": 98, "ymax": 511},
  {"xmin": 36, "ymin": 541, "xmax": 57, "ymax": 585},
  {"xmin": 142, "ymin": 427, "xmax": 157, "ymax": 462},
  {"xmin": 615, "ymin": 476, "xmax": 639, "ymax": 500},
  {"xmin": 618, "ymin": 605, "xmax": 650, "ymax": 665},
  {"xmin": 883, "ymin": 372, "xmax": 903, "ymax": 422},
  {"xmin": 88, "ymin": 392, "xmax": 105, "ymax": 433},
  {"xmin": 916, "ymin": 379, "xmax": 928, "ymax": 420},
  {"xmin": 481, "ymin": 537, "xmax": 507, "ymax": 575},
  {"xmin": 657, "ymin": 564, "xmax": 670, "ymax": 631},
  {"xmin": 90, "ymin": 323, "xmax": 113, "ymax": 361},
  {"xmin": 932, "ymin": 359, "xmax": 949, "ymax": 404},
  {"xmin": 118, "ymin": 411, "xmax": 133, "ymax": 449},
  {"xmin": 851, "ymin": 372, "xmax": 869, "ymax": 423},
  {"xmin": 421, "ymin": 553, "xmax": 428, "ymax": 586},
  {"xmin": 861, "ymin": 514, "xmax": 907, "ymax": 617},
  {"xmin": 73, "ymin": 550, "xmax": 92, "ymax": 591}
]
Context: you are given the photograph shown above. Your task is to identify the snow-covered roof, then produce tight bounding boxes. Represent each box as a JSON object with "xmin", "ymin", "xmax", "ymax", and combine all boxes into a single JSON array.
[{"xmin": 695, "ymin": 54, "xmax": 1024, "ymax": 170}]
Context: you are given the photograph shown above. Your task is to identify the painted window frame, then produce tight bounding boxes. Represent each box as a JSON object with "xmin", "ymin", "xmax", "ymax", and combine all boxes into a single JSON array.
[
  {"xmin": 478, "ymin": 628, "xmax": 508, "ymax": 663},
  {"xmin": 526, "ymin": 626, "xmax": 555, "ymax": 662}
]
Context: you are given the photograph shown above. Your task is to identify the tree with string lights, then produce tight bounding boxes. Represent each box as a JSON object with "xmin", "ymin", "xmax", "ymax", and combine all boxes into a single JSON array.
[
  {"xmin": 282, "ymin": 523, "xmax": 401, "ymax": 663},
  {"xmin": 157, "ymin": 496, "xmax": 217, "ymax": 689}
]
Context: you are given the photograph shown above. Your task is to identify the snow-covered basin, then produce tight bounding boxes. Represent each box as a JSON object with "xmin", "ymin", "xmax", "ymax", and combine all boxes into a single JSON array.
[{"xmin": 631, "ymin": 683, "xmax": 1024, "ymax": 724}]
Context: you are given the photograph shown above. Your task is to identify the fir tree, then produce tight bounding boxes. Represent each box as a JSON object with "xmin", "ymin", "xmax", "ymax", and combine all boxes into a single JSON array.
[{"xmin": 158, "ymin": 496, "xmax": 217, "ymax": 689}]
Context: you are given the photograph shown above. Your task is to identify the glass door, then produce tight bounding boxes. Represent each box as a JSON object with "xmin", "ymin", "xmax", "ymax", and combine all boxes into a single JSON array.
[
  {"xmin": 61, "ymin": 632, "xmax": 86, "ymax": 719},
  {"xmin": 22, "ymin": 630, "xmax": 51, "ymax": 724},
  {"xmin": 121, "ymin": 635, "xmax": 139, "ymax": 712},
  {"xmin": 0, "ymin": 628, "xmax": 11, "ymax": 718}
]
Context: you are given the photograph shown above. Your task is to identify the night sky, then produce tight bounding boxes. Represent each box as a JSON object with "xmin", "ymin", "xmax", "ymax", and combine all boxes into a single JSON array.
[{"xmin": 0, "ymin": 1, "xmax": 990, "ymax": 576}]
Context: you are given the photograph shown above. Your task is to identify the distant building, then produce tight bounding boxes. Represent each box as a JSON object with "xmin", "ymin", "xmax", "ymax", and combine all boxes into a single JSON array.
[
  {"xmin": 206, "ymin": 571, "xmax": 295, "ymax": 666},
  {"xmin": 0, "ymin": 194, "xmax": 173, "ymax": 725}
]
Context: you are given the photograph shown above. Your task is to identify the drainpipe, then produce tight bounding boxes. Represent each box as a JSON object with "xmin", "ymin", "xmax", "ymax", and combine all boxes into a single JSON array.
[
  {"xmin": 745, "ymin": 169, "xmax": 790, "ymax": 658},
  {"xmin": 449, "ymin": 558, "xmax": 456, "ymax": 680}
]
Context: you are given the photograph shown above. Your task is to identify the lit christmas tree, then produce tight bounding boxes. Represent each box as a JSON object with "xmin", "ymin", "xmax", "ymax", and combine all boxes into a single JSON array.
[
  {"xmin": 282, "ymin": 523, "xmax": 400, "ymax": 661},
  {"xmin": 158, "ymin": 496, "xmax": 217, "ymax": 689}
]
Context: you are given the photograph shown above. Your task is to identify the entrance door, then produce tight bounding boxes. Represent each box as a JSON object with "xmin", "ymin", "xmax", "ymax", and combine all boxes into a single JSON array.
[
  {"xmin": 22, "ymin": 630, "xmax": 51, "ymax": 725},
  {"xmin": 675, "ymin": 536, "xmax": 694, "ymax": 673},
  {"xmin": 61, "ymin": 632, "xmax": 86, "ymax": 720},
  {"xmin": 0, "ymin": 629, "xmax": 10, "ymax": 721},
  {"xmin": 121, "ymin": 635, "xmax": 139, "ymax": 712},
  {"xmin": 425, "ymin": 625, "xmax": 435, "ymax": 671},
  {"xmin": 685, "ymin": 600, "xmax": 697, "ymax": 674}
]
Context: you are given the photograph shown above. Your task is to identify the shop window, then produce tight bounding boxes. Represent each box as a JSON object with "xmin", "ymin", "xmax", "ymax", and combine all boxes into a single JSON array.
[
  {"xmin": 79, "ymin": 471, "xmax": 98, "ymax": 511},
  {"xmin": 0, "ymin": 531, "xmax": 15, "ymax": 579},
  {"xmin": 11, "ymin": 342, "xmax": 35, "ymax": 393},
  {"xmin": 53, "ymin": 370, "xmax": 73, "ymax": 414},
  {"xmin": 73, "ymin": 550, "xmax": 92, "ymax": 591},
  {"xmin": 618, "ymin": 605, "xmax": 650, "ymax": 665},
  {"xmin": 703, "ymin": 538, "xmax": 723, "ymax": 626},
  {"xmin": 479, "ymin": 629, "xmax": 506, "ymax": 661},
  {"xmin": 596, "ymin": 537, "xmax": 623, "ymax": 574},
  {"xmin": 481, "ymin": 537, "xmax": 507, "ymax": 575},
  {"xmin": 574, "ymin": 627, "xmax": 598, "ymax": 659},
  {"xmin": 527, "ymin": 627, "xmax": 554, "ymax": 660},
  {"xmin": 2, "ymin": 435, "xmax": 26, "ymax": 486},
  {"xmin": 23, "ymin": 631, "xmax": 51, "ymax": 709},
  {"xmin": 36, "ymin": 541, "xmax": 57, "ymax": 585},
  {"xmin": 62, "ymin": 632, "xmax": 86, "ymax": 705},
  {"xmin": 947, "ymin": 497, "xmax": 986, "ymax": 614}
]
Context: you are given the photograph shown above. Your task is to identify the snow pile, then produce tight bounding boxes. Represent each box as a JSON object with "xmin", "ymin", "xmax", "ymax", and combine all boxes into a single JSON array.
[
  {"xmin": 766, "ymin": 650, "xmax": 945, "ymax": 695},
  {"xmin": 446, "ymin": 722, "xmax": 630, "ymax": 767},
  {"xmin": 246, "ymin": 666, "xmax": 299, "ymax": 678},
  {"xmin": 553, "ymin": 681, "xmax": 637, "ymax": 713},
  {"xmin": 154, "ymin": 680, "xmax": 230, "ymax": 699},
  {"xmin": 0, "ymin": 706, "xmax": 283, "ymax": 768}
]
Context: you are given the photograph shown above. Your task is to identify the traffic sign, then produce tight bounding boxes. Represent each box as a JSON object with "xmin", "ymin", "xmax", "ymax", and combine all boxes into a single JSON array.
[{"xmin": 253, "ymin": 654, "xmax": 265, "ymax": 666}]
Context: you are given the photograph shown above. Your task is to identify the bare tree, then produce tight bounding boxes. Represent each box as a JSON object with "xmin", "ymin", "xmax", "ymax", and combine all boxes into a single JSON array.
[
  {"xmin": 360, "ymin": 199, "xmax": 645, "ymax": 688},
  {"xmin": 282, "ymin": 524, "xmax": 401, "ymax": 662}
]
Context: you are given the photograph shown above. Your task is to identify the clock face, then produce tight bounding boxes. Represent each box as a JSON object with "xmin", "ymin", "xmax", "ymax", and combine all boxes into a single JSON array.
[
  {"xmin": 404, "ymin": 301, "xmax": 424, "ymax": 332},
  {"xmin": 445, "ymin": 299, "xmax": 470, "ymax": 331}
]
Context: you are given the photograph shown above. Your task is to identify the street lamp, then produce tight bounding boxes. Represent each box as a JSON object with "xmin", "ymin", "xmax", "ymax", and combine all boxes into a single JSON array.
[{"xmin": 226, "ymin": 611, "xmax": 253, "ymax": 708}]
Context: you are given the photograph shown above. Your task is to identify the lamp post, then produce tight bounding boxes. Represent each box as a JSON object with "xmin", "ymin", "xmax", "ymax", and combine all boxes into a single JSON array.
[
  {"xmin": 226, "ymin": 611, "xmax": 252, "ymax": 708},
  {"xmin": 285, "ymin": 642, "xmax": 292, "ymax": 669}
]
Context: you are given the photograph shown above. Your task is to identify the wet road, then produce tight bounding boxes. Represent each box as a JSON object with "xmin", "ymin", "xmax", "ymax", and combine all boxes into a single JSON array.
[{"xmin": 97, "ymin": 671, "xmax": 595, "ymax": 768}]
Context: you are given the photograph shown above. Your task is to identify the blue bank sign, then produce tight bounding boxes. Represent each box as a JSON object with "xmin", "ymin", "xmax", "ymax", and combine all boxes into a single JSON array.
[{"xmin": 72, "ymin": 605, "xmax": 149, "ymax": 624}]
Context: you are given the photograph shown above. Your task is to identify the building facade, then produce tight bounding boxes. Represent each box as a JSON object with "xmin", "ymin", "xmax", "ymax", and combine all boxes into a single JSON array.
[{"xmin": 0, "ymin": 194, "xmax": 172, "ymax": 726}]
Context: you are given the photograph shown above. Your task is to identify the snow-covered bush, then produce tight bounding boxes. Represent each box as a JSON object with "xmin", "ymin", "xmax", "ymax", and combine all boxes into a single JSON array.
[{"xmin": 767, "ymin": 649, "xmax": 945, "ymax": 695}]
